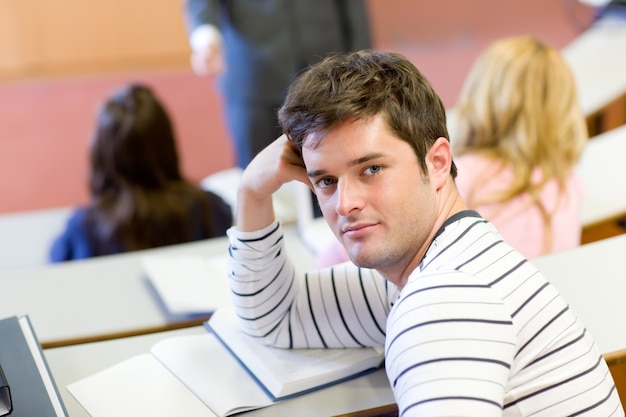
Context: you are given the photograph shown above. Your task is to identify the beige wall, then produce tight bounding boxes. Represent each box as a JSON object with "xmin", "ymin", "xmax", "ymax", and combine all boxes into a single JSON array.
[
  {"xmin": 0, "ymin": 0, "xmax": 190, "ymax": 80},
  {"xmin": 2, "ymin": 0, "xmax": 623, "ymax": 134}
]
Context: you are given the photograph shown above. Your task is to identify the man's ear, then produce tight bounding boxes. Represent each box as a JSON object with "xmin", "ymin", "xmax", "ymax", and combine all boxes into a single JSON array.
[{"xmin": 427, "ymin": 137, "xmax": 453, "ymax": 189}]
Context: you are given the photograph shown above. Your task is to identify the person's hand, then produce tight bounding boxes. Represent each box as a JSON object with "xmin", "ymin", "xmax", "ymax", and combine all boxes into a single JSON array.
[
  {"xmin": 190, "ymin": 41, "xmax": 225, "ymax": 76},
  {"xmin": 237, "ymin": 135, "xmax": 310, "ymax": 231},
  {"xmin": 240, "ymin": 134, "xmax": 310, "ymax": 200}
]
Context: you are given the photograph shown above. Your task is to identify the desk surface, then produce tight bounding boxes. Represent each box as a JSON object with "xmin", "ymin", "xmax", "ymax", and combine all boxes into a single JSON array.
[
  {"xmin": 578, "ymin": 124, "xmax": 626, "ymax": 226},
  {"xmin": 44, "ymin": 326, "xmax": 396, "ymax": 417},
  {"xmin": 0, "ymin": 206, "xmax": 71, "ymax": 271},
  {"xmin": 0, "ymin": 226, "xmax": 314, "ymax": 347},
  {"xmin": 532, "ymin": 233, "xmax": 626, "ymax": 359},
  {"xmin": 562, "ymin": 17, "xmax": 626, "ymax": 117}
]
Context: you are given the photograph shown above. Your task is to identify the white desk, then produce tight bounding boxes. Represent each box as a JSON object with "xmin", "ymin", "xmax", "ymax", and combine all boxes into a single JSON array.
[
  {"xmin": 44, "ymin": 234, "xmax": 626, "ymax": 417},
  {"xmin": 0, "ymin": 226, "xmax": 314, "ymax": 347},
  {"xmin": 0, "ymin": 206, "xmax": 71, "ymax": 271},
  {"xmin": 562, "ymin": 16, "xmax": 626, "ymax": 118},
  {"xmin": 577, "ymin": 124, "xmax": 626, "ymax": 227},
  {"xmin": 532, "ymin": 233, "xmax": 626, "ymax": 359},
  {"xmin": 44, "ymin": 326, "xmax": 396, "ymax": 417}
]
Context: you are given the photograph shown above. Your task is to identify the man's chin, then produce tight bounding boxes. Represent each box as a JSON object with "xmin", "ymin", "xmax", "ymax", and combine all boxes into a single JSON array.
[{"xmin": 347, "ymin": 250, "xmax": 377, "ymax": 269}]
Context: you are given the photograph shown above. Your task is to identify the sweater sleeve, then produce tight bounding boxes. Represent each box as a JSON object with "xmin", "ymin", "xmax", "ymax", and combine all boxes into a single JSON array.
[{"xmin": 226, "ymin": 221, "xmax": 392, "ymax": 349}]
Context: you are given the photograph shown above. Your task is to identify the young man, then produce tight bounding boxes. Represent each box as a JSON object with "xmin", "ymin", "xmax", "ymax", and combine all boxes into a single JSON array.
[{"xmin": 226, "ymin": 51, "xmax": 623, "ymax": 416}]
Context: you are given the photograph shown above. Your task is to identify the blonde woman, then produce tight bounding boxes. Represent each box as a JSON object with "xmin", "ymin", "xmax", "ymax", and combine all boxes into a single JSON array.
[{"xmin": 452, "ymin": 36, "xmax": 587, "ymax": 258}]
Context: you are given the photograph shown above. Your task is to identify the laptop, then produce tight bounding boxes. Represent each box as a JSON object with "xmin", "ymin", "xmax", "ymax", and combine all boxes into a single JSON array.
[{"xmin": 294, "ymin": 182, "xmax": 337, "ymax": 255}]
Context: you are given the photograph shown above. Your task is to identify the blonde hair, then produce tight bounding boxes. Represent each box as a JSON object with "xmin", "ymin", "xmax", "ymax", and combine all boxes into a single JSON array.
[{"xmin": 453, "ymin": 36, "xmax": 587, "ymax": 253}]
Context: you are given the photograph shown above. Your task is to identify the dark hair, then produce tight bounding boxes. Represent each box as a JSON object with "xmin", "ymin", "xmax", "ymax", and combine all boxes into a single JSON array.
[
  {"xmin": 86, "ymin": 83, "xmax": 215, "ymax": 253},
  {"xmin": 278, "ymin": 50, "xmax": 456, "ymax": 178}
]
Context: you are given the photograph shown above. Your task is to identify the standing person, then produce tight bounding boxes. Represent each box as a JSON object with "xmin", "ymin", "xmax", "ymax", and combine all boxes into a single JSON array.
[
  {"xmin": 183, "ymin": 0, "xmax": 371, "ymax": 168},
  {"xmin": 49, "ymin": 84, "xmax": 233, "ymax": 262},
  {"xmin": 452, "ymin": 36, "xmax": 587, "ymax": 259},
  {"xmin": 225, "ymin": 51, "xmax": 623, "ymax": 416}
]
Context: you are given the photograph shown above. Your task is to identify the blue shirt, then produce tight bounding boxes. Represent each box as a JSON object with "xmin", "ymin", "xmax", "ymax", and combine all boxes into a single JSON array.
[{"xmin": 49, "ymin": 190, "xmax": 232, "ymax": 262}]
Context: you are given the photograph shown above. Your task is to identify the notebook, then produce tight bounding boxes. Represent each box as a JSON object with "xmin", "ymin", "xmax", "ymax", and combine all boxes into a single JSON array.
[{"xmin": 142, "ymin": 255, "xmax": 230, "ymax": 318}]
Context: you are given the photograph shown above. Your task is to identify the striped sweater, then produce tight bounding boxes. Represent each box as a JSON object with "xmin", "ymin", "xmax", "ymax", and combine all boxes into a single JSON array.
[{"xmin": 226, "ymin": 211, "xmax": 623, "ymax": 416}]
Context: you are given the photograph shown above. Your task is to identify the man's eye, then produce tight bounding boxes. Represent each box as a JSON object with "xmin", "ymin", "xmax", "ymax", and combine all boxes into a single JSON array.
[
  {"xmin": 316, "ymin": 177, "xmax": 336, "ymax": 188},
  {"xmin": 364, "ymin": 165, "xmax": 382, "ymax": 175}
]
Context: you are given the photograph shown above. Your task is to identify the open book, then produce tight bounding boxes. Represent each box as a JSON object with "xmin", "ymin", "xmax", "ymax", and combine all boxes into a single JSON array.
[
  {"xmin": 206, "ymin": 307, "xmax": 385, "ymax": 401},
  {"xmin": 67, "ymin": 308, "xmax": 384, "ymax": 417}
]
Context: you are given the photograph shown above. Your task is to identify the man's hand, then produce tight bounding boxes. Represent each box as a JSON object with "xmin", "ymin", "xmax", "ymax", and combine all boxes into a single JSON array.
[
  {"xmin": 236, "ymin": 135, "xmax": 310, "ymax": 231},
  {"xmin": 241, "ymin": 134, "xmax": 309, "ymax": 196}
]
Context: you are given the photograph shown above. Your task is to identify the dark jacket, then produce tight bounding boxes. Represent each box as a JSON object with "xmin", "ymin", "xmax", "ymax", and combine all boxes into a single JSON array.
[{"xmin": 184, "ymin": 0, "xmax": 371, "ymax": 101}]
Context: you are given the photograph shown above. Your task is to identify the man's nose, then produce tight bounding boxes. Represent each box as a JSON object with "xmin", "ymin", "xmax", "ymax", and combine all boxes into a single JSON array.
[{"xmin": 336, "ymin": 178, "xmax": 363, "ymax": 216}]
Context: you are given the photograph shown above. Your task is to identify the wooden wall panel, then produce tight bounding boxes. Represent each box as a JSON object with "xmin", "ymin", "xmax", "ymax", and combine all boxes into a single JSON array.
[
  {"xmin": 0, "ymin": 1, "xmax": 29, "ymax": 76},
  {"xmin": 0, "ymin": 0, "xmax": 191, "ymax": 80}
]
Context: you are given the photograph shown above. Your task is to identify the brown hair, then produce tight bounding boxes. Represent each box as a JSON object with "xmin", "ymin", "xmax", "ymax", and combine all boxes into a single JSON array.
[
  {"xmin": 86, "ymin": 83, "xmax": 215, "ymax": 253},
  {"xmin": 278, "ymin": 50, "xmax": 456, "ymax": 178}
]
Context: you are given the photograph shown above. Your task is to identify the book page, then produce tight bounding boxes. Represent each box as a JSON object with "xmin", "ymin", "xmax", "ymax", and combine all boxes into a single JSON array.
[
  {"xmin": 67, "ymin": 354, "xmax": 218, "ymax": 417},
  {"xmin": 207, "ymin": 308, "xmax": 385, "ymax": 399},
  {"xmin": 142, "ymin": 255, "xmax": 230, "ymax": 315},
  {"xmin": 150, "ymin": 334, "xmax": 274, "ymax": 417}
]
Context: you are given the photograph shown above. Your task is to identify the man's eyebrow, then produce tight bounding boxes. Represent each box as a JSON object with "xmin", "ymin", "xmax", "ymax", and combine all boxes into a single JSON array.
[{"xmin": 307, "ymin": 152, "xmax": 386, "ymax": 178}]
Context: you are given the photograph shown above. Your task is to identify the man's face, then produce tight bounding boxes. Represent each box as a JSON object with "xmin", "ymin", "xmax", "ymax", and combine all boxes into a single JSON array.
[{"xmin": 302, "ymin": 114, "xmax": 438, "ymax": 281}]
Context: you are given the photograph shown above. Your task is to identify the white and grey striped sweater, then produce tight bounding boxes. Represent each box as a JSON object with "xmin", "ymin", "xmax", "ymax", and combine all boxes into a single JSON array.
[{"xmin": 226, "ymin": 211, "xmax": 623, "ymax": 416}]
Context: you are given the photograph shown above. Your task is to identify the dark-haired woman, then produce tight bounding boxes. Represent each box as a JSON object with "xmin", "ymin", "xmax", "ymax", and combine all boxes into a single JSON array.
[{"xmin": 50, "ymin": 84, "xmax": 232, "ymax": 262}]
